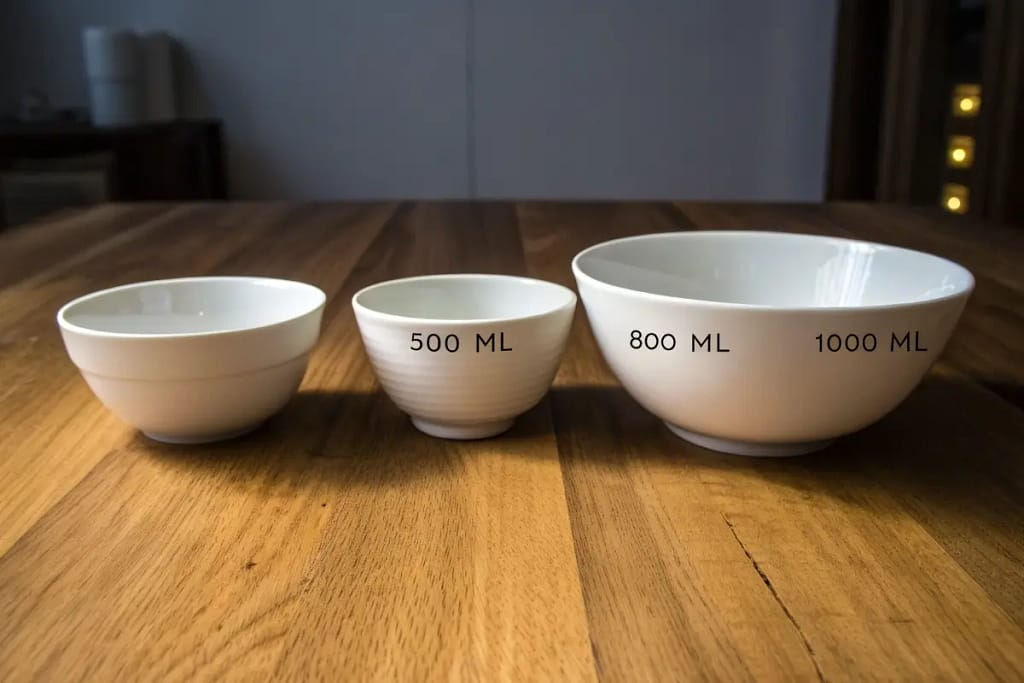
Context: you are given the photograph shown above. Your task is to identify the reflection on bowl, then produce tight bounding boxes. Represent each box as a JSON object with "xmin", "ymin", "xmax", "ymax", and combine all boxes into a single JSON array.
[{"xmin": 572, "ymin": 231, "xmax": 974, "ymax": 456}]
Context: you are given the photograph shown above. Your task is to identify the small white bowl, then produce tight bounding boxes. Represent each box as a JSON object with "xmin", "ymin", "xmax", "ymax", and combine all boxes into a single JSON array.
[
  {"xmin": 573, "ymin": 231, "xmax": 974, "ymax": 456},
  {"xmin": 58, "ymin": 276, "xmax": 326, "ymax": 444},
  {"xmin": 352, "ymin": 274, "xmax": 576, "ymax": 439}
]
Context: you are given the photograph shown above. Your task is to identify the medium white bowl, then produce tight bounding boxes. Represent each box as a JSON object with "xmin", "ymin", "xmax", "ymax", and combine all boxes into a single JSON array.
[
  {"xmin": 58, "ymin": 276, "xmax": 326, "ymax": 443},
  {"xmin": 353, "ymin": 274, "xmax": 576, "ymax": 439},
  {"xmin": 573, "ymin": 231, "xmax": 974, "ymax": 456}
]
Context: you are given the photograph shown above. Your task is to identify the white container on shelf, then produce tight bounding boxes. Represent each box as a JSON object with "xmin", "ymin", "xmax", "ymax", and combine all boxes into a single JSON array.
[
  {"xmin": 82, "ymin": 27, "xmax": 143, "ymax": 126},
  {"xmin": 87, "ymin": 80, "xmax": 142, "ymax": 126},
  {"xmin": 138, "ymin": 30, "xmax": 177, "ymax": 121},
  {"xmin": 83, "ymin": 27, "xmax": 139, "ymax": 80}
]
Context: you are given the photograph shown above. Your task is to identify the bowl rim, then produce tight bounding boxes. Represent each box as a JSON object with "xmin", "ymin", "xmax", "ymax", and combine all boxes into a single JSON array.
[
  {"xmin": 57, "ymin": 276, "xmax": 327, "ymax": 340},
  {"xmin": 352, "ymin": 273, "xmax": 577, "ymax": 325},
  {"xmin": 572, "ymin": 230, "xmax": 976, "ymax": 312}
]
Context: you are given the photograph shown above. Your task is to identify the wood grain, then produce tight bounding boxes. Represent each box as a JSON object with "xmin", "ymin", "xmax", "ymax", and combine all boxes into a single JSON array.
[
  {"xmin": 1, "ymin": 201, "xmax": 1022, "ymax": 681},
  {"xmin": 0, "ymin": 203, "xmax": 594, "ymax": 682},
  {"xmin": 0, "ymin": 203, "xmax": 388, "ymax": 556}
]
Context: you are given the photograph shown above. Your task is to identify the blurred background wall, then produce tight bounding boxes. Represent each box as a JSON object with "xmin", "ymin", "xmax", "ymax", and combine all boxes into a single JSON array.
[{"xmin": 0, "ymin": 0, "xmax": 838, "ymax": 200}]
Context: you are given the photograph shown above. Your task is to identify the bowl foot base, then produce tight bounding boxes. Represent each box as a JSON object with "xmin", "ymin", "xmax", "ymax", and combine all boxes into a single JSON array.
[
  {"xmin": 143, "ymin": 423, "xmax": 262, "ymax": 444},
  {"xmin": 411, "ymin": 416, "xmax": 514, "ymax": 440},
  {"xmin": 664, "ymin": 422, "xmax": 833, "ymax": 457}
]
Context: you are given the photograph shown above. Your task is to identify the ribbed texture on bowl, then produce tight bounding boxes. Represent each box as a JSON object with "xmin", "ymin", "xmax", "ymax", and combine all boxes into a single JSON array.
[
  {"xmin": 365, "ymin": 343, "xmax": 565, "ymax": 422},
  {"xmin": 354, "ymin": 314, "xmax": 573, "ymax": 426}
]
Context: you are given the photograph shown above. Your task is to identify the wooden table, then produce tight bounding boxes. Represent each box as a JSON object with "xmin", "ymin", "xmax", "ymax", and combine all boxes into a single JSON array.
[{"xmin": 1, "ymin": 202, "xmax": 1022, "ymax": 681}]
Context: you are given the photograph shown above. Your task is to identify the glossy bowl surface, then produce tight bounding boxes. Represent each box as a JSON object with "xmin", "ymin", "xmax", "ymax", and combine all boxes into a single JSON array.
[
  {"xmin": 58, "ymin": 276, "xmax": 325, "ymax": 443},
  {"xmin": 573, "ymin": 231, "xmax": 974, "ymax": 455}
]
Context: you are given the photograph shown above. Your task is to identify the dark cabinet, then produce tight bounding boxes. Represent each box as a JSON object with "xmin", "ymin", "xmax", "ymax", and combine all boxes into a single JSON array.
[{"xmin": 0, "ymin": 119, "xmax": 226, "ymax": 226}]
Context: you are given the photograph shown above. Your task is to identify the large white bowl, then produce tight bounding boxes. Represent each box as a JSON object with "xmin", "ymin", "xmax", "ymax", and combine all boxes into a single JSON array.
[
  {"xmin": 353, "ymin": 274, "xmax": 576, "ymax": 439},
  {"xmin": 58, "ymin": 276, "xmax": 326, "ymax": 443},
  {"xmin": 572, "ymin": 231, "xmax": 974, "ymax": 456}
]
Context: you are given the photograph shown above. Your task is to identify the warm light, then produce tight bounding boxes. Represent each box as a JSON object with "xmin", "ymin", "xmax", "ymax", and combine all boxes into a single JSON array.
[
  {"xmin": 942, "ymin": 183, "xmax": 969, "ymax": 214},
  {"xmin": 952, "ymin": 84, "xmax": 981, "ymax": 118},
  {"xmin": 947, "ymin": 135, "xmax": 975, "ymax": 168}
]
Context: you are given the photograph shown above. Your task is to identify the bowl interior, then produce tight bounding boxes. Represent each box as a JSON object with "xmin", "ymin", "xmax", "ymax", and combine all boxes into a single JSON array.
[
  {"xmin": 575, "ymin": 232, "xmax": 973, "ymax": 308},
  {"xmin": 355, "ymin": 275, "xmax": 575, "ymax": 321},
  {"xmin": 60, "ymin": 277, "xmax": 325, "ymax": 336}
]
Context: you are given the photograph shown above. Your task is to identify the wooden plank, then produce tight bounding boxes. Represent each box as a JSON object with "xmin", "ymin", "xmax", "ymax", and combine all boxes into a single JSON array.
[
  {"xmin": 551, "ymin": 381, "xmax": 1024, "ymax": 681},
  {"xmin": 272, "ymin": 202, "xmax": 594, "ymax": 681},
  {"xmin": 672, "ymin": 202, "xmax": 1024, "ymax": 612},
  {"xmin": 0, "ymin": 203, "xmax": 392, "ymax": 556},
  {"xmin": 700, "ymin": 402, "xmax": 1024, "ymax": 679},
  {"xmin": 676, "ymin": 201, "xmax": 1024, "ymax": 629},
  {"xmin": 851, "ymin": 368, "xmax": 1024, "ymax": 628},
  {"xmin": 0, "ymin": 203, "xmax": 595, "ymax": 681},
  {"xmin": 0, "ymin": 203, "xmax": 169, "ymax": 288},
  {"xmin": 520, "ymin": 203, "xmax": 824, "ymax": 680},
  {"xmin": 1, "ymin": 201, "xmax": 1022, "ymax": 680},
  {"xmin": 521, "ymin": 202, "xmax": 1024, "ymax": 680}
]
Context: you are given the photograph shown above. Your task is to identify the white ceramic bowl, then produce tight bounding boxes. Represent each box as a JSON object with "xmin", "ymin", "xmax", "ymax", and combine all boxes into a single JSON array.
[
  {"xmin": 353, "ymin": 274, "xmax": 576, "ymax": 439},
  {"xmin": 573, "ymin": 231, "xmax": 974, "ymax": 456},
  {"xmin": 58, "ymin": 276, "xmax": 326, "ymax": 443}
]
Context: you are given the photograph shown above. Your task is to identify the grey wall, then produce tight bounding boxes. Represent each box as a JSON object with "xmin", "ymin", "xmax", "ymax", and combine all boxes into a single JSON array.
[{"xmin": 1, "ymin": 1, "xmax": 837, "ymax": 200}]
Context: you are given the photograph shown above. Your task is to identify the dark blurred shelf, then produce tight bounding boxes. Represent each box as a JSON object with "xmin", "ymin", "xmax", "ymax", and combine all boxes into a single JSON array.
[{"xmin": 0, "ymin": 119, "xmax": 227, "ymax": 202}]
